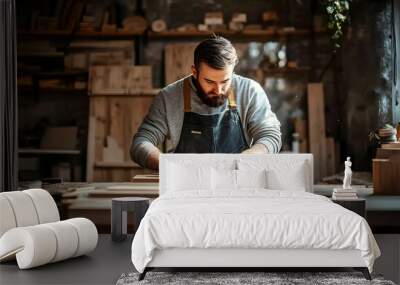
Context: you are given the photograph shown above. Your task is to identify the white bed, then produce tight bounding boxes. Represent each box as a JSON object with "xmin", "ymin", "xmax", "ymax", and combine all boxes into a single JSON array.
[{"xmin": 131, "ymin": 154, "xmax": 380, "ymax": 280}]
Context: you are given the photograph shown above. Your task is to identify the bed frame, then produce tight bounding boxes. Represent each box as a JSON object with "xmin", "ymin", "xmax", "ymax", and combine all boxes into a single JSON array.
[
  {"xmin": 139, "ymin": 249, "xmax": 371, "ymax": 280},
  {"xmin": 138, "ymin": 154, "xmax": 372, "ymax": 281}
]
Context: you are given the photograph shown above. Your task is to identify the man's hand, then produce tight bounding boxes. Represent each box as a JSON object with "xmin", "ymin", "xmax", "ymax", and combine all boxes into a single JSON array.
[
  {"xmin": 145, "ymin": 149, "xmax": 161, "ymax": 170},
  {"xmin": 241, "ymin": 143, "xmax": 268, "ymax": 154}
]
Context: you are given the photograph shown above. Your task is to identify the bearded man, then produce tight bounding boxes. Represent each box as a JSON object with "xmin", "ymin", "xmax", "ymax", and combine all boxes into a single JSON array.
[{"xmin": 130, "ymin": 35, "xmax": 281, "ymax": 170}]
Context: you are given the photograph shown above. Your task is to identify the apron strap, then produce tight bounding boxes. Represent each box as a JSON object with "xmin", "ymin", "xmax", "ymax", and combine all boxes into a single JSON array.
[
  {"xmin": 183, "ymin": 77, "xmax": 191, "ymax": 112},
  {"xmin": 228, "ymin": 88, "xmax": 237, "ymax": 109}
]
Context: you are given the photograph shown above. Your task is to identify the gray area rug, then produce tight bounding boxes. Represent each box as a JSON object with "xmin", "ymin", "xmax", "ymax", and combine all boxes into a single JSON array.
[{"xmin": 116, "ymin": 271, "xmax": 396, "ymax": 285}]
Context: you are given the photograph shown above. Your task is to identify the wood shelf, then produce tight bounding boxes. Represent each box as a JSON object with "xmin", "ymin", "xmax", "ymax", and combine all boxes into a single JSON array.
[
  {"xmin": 18, "ymin": 30, "xmax": 72, "ymax": 39},
  {"xmin": 18, "ymin": 28, "xmax": 313, "ymax": 41},
  {"xmin": 18, "ymin": 86, "xmax": 88, "ymax": 95},
  {"xmin": 75, "ymin": 30, "xmax": 143, "ymax": 38},
  {"xmin": 20, "ymin": 70, "xmax": 89, "ymax": 79},
  {"xmin": 148, "ymin": 28, "xmax": 310, "ymax": 40},
  {"xmin": 89, "ymin": 89, "xmax": 160, "ymax": 96},
  {"xmin": 39, "ymin": 70, "xmax": 88, "ymax": 77},
  {"xmin": 18, "ymin": 30, "xmax": 144, "ymax": 40},
  {"xmin": 94, "ymin": 161, "xmax": 141, "ymax": 168},
  {"xmin": 19, "ymin": 148, "xmax": 80, "ymax": 155},
  {"xmin": 18, "ymin": 52, "xmax": 65, "ymax": 58}
]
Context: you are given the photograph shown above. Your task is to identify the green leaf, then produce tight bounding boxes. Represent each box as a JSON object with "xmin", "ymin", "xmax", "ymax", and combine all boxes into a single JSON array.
[{"xmin": 326, "ymin": 6, "xmax": 334, "ymax": 14}]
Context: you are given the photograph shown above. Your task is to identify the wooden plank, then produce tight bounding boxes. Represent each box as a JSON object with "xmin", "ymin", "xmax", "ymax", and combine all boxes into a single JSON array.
[
  {"xmin": 326, "ymin": 137, "xmax": 335, "ymax": 175},
  {"xmin": 126, "ymin": 66, "xmax": 152, "ymax": 91},
  {"xmin": 109, "ymin": 99, "xmax": 125, "ymax": 152},
  {"xmin": 103, "ymin": 136, "xmax": 124, "ymax": 162},
  {"xmin": 165, "ymin": 44, "xmax": 196, "ymax": 85},
  {"xmin": 95, "ymin": 161, "xmax": 139, "ymax": 168},
  {"xmin": 123, "ymin": 99, "xmax": 134, "ymax": 162},
  {"xmin": 88, "ymin": 51, "xmax": 128, "ymax": 66},
  {"xmin": 307, "ymin": 83, "xmax": 327, "ymax": 182},
  {"xmin": 88, "ymin": 94, "xmax": 154, "ymax": 182},
  {"xmin": 89, "ymin": 65, "xmax": 152, "ymax": 94},
  {"xmin": 91, "ymin": 96, "xmax": 107, "ymax": 163},
  {"xmin": 294, "ymin": 118, "xmax": 308, "ymax": 153},
  {"xmin": 86, "ymin": 116, "xmax": 96, "ymax": 182}
]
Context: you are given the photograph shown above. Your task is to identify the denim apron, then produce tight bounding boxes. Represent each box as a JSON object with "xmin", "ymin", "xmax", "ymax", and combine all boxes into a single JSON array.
[{"xmin": 174, "ymin": 77, "xmax": 249, "ymax": 153}]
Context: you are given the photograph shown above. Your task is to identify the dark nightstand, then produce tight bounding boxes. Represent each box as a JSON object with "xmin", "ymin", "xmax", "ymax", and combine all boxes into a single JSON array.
[
  {"xmin": 111, "ymin": 197, "xmax": 150, "ymax": 242},
  {"xmin": 332, "ymin": 198, "xmax": 366, "ymax": 218}
]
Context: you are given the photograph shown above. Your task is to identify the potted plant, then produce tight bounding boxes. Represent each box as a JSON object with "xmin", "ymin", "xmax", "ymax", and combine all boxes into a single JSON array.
[{"xmin": 322, "ymin": 0, "xmax": 352, "ymax": 49}]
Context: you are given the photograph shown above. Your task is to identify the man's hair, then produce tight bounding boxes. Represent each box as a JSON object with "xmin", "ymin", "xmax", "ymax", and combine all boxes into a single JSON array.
[{"xmin": 194, "ymin": 35, "xmax": 238, "ymax": 71}]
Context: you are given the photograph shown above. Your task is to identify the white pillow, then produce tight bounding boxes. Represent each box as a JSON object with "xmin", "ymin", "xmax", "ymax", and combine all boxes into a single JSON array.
[
  {"xmin": 236, "ymin": 169, "xmax": 267, "ymax": 189},
  {"xmin": 266, "ymin": 167, "xmax": 307, "ymax": 191},
  {"xmin": 212, "ymin": 168, "xmax": 237, "ymax": 190},
  {"xmin": 237, "ymin": 159, "xmax": 308, "ymax": 191},
  {"xmin": 167, "ymin": 162, "xmax": 212, "ymax": 191},
  {"xmin": 211, "ymin": 168, "xmax": 268, "ymax": 191}
]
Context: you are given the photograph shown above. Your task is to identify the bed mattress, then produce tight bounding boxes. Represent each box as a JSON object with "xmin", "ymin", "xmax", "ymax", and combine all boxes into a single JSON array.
[{"xmin": 131, "ymin": 190, "xmax": 380, "ymax": 273}]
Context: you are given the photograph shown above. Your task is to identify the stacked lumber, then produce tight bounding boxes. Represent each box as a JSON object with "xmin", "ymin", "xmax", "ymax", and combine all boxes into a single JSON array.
[{"xmin": 87, "ymin": 64, "xmax": 160, "ymax": 182}]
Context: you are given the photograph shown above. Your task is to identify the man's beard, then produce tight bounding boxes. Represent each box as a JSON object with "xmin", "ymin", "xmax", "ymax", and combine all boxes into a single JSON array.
[{"xmin": 192, "ymin": 76, "xmax": 229, "ymax": 107}]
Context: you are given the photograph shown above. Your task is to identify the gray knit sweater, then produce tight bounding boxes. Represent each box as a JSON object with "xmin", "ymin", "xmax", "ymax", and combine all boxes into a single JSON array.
[{"xmin": 130, "ymin": 74, "xmax": 282, "ymax": 167}]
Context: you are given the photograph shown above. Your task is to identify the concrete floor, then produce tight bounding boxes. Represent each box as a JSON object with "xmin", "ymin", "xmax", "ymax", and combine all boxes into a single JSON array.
[
  {"xmin": 0, "ymin": 234, "xmax": 134, "ymax": 285},
  {"xmin": 1, "ymin": 234, "xmax": 398, "ymax": 285}
]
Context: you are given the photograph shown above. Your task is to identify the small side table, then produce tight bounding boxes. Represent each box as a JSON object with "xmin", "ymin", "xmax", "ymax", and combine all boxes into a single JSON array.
[
  {"xmin": 111, "ymin": 197, "xmax": 150, "ymax": 242},
  {"xmin": 332, "ymin": 198, "xmax": 366, "ymax": 218}
]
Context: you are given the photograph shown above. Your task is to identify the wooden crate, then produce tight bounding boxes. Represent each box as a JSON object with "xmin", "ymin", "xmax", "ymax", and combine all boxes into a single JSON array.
[{"xmin": 87, "ymin": 95, "xmax": 156, "ymax": 182}]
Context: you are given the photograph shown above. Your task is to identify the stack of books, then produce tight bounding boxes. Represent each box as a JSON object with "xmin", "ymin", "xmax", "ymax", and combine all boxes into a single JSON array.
[{"xmin": 332, "ymin": 188, "xmax": 358, "ymax": 200}]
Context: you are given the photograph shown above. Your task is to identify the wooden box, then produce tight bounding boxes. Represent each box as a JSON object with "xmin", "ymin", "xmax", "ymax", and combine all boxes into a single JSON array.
[{"xmin": 373, "ymin": 148, "xmax": 400, "ymax": 195}]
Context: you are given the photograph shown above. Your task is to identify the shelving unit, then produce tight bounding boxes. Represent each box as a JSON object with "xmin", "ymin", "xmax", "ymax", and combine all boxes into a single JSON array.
[
  {"xmin": 18, "ymin": 30, "xmax": 144, "ymax": 39},
  {"xmin": 147, "ymin": 28, "xmax": 310, "ymax": 40},
  {"xmin": 17, "ymin": 1, "xmax": 328, "ymax": 182}
]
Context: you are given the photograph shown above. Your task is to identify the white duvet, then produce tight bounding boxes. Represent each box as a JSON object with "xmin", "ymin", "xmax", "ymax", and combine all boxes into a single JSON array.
[{"xmin": 131, "ymin": 190, "xmax": 380, "ymax": 273}]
